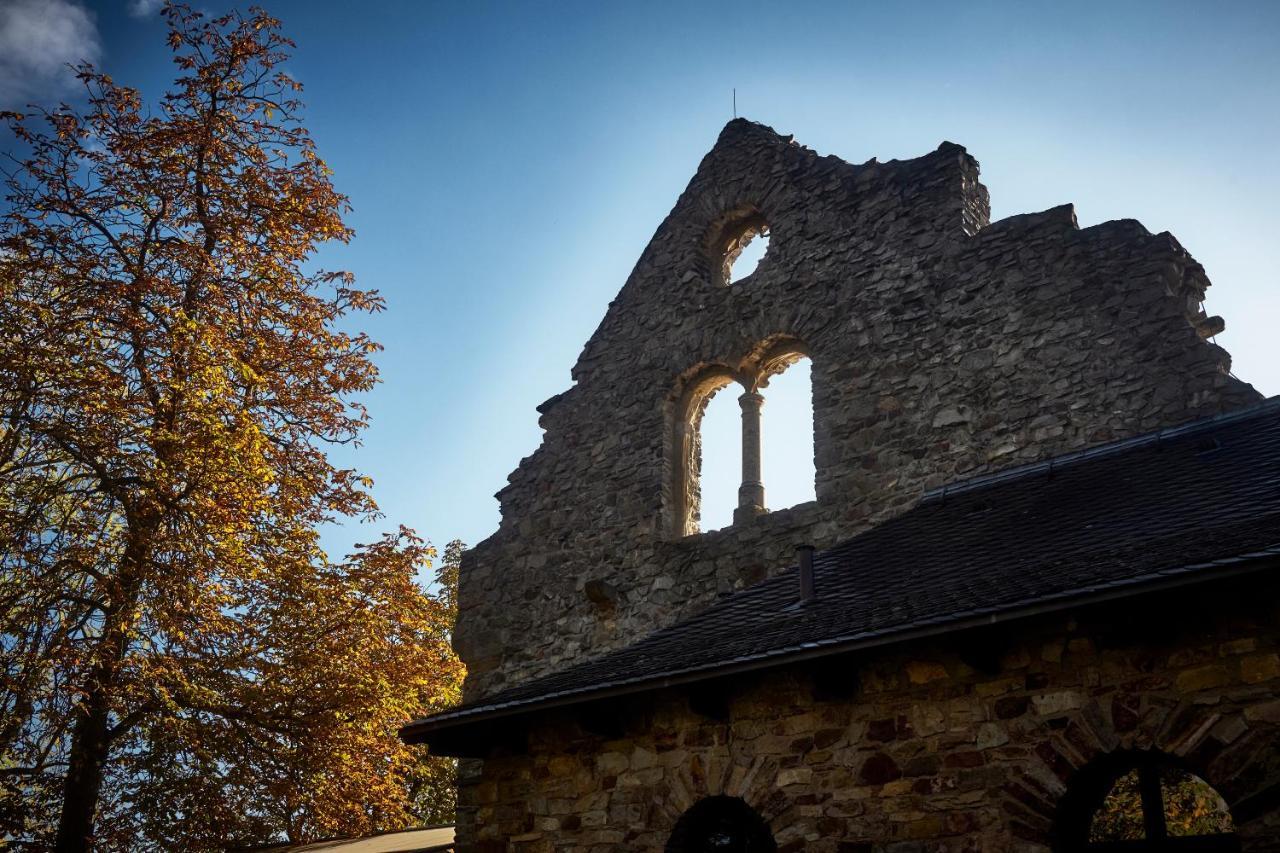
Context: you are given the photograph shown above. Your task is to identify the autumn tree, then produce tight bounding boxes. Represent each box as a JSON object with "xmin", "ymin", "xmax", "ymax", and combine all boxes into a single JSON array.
[
  {"xmin": 0, "ymin": 5, "xmax": 461, "ymax": 850},
  {"xmin": 406, "ymin": 539, "xmax": 464, "ymax": 828}
]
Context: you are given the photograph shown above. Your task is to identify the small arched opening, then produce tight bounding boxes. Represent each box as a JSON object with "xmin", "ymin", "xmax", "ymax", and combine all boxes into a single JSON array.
[
  {"xmin": 1053, "ymin": 750, "xmax": 1238, "ymax": 852},
  {"xmin": 727, "ymin": 226, "xmax": 769, "ymax": 284},
  {"xmin": 665, "ymin": 795, "xmax": 777, "ymax": 853},
  {"xmin": 706, "ymin": 206, "xmax": 770, "ymax": 286}
]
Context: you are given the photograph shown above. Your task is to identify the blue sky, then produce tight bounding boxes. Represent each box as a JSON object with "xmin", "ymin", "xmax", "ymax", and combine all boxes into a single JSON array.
[{"xmin": 3, "ymin": 0, "xmax": 1277, "ymax": 560}]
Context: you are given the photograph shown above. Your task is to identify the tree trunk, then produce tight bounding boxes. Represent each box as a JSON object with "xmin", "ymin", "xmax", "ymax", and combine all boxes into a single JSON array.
[
  {"xmin": 54, "ymin": 543, "xmax": 146, "ymax": 853},
  {"xmin": 54, "ymin": 683, "xmax": 115, "ymax": 852}
]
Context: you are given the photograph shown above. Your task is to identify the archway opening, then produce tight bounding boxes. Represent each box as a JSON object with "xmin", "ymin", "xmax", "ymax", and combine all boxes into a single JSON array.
[
  {"xmin": 1055, "ymin": 750, "xmax": 1238, "ymax": 852},
  {"xmin": 759, "ymin": 355, "xmax": 814, "ymax": 512},
  {"xmin": 665, "ymin": 795, "xmax": 777, "ymax": 853}
]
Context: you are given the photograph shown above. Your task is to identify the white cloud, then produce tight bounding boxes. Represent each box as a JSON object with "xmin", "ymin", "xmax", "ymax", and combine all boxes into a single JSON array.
[
  {"xmin": 128, "ymin": 0, "xmax": 164, "ymax": 18},
  {"xmin": 0, "ymin": 0, "xmax": 102, "ymax": 108}
]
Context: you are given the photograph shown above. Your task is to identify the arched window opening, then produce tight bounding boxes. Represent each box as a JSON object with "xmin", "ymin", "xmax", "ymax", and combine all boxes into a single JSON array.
[
  {"xmin": 697, "ymin": 382, "xmax": 741, "ymax": 533},
  {"xmin": 1056, "ymin": 751, "xmax": 1237, "ymax": 852},
  {"xmin": 669, "ymin": 342, "xmax": 814, "ymax": 538},
  {"xmin": 707, "ymin": 207, "xmax": 770, "ymax": 287},
  {"xmin": 665, "ymin": 795, "xmax": 777, "ymax": 853},
  {"xmin": 759, "ymin": 355, "xmax": 815, "ymax": 512},
  {"xmin": 727, "ymin": 227, "xmax": 769, "ymax": 284},
  {"xmin": 671, "ymin": 368, "xmax": 741, "ymax": 538}
]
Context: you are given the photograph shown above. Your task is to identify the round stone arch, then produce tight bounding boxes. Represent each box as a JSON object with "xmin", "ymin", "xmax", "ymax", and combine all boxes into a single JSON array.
[
  {"xmin": 665, "ymin": 795, "xmax": 777, "ymax": 853},
  {"xmin": 651, "ymin": 752, "xmax": 801, "ymax": 850},
  {"xmin": 703, "ymin": 203, "xmax": 772, "ymax": 288},
  {"xmin": 1001, "ymin": 696, "xmax": 1280, "ymax": 851},
  {"xmin": 747, "ymin": 335, "xmax": 811, "ymax": 392},
  {"xmin": 639, "ymin": 122, "xmax": 810, "ymax": 293},
  {"xmin": 1050, "ymin": 748, "xmax": 1239, "ymax": 851}
]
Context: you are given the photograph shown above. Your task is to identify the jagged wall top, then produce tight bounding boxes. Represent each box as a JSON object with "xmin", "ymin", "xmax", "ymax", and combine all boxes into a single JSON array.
[{"xmin": 566, "ymin": 120, "xmax": 990, "ymax": 384}]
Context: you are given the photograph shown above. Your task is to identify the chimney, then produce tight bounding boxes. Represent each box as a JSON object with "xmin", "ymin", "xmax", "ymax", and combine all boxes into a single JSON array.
[{"xmin": 796, "ymin": 545, "xmax": 816, "ymax": 605}]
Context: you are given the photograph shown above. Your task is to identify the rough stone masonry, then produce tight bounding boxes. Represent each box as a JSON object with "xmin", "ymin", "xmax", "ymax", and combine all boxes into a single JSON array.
[
  {"xmin": 453, "ymin": 118, "xmax": 1259, "ymax": 703},
  {"xmin": 456, "ymin": 580, "xmax": 1280, "ymax": 850}
]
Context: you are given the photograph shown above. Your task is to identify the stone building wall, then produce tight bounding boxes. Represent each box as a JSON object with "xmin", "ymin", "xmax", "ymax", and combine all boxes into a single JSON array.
[
  {"xmin": 456, "ymin": 578, "xmax": 1280, "ymax": 852},
  {"xmin": 454, "ymin": 119, "xmax": 1259, "ymax": 699}
]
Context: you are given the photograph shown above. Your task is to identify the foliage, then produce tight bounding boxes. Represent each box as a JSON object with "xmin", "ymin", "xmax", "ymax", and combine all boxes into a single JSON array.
[
  {"xmin": 433, "ymin": 539, "xmax": 463, "ymax": 619},
  {"xmin": 0, "ymin": 4, "xmax": 461, "ymax": 849},
  {"xmin": 1160, "ymin": 768, "xmax": 1234, "ymax": 837},
  {"xmin": 1090, "ymin": 767, "xmax": 1235, "ymax": 841},
  {"xmin": 406, "ymin": 539, "xmax": 465, "ymax": 829}
]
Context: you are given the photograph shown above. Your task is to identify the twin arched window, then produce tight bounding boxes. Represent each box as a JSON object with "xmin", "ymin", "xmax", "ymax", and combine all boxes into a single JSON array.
[{"xmin": 669, "ymin": 344, "xmax": 814, "ymax": 537}]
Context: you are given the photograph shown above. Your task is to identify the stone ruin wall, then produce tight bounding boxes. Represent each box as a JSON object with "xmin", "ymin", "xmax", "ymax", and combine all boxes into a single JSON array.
[
  {"xmin": 453, "ymin": 119, "xmax": 1260, "ymax": 701},
  {"xmin": 456, "ymin": 578, "xmax": 1280, "ymax": 852}
]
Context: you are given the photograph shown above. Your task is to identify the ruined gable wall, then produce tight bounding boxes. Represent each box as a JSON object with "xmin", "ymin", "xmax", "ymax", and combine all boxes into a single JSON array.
[{"xmin": 454, "ymin": 120, "xmax": 1259, "ymax": 700}]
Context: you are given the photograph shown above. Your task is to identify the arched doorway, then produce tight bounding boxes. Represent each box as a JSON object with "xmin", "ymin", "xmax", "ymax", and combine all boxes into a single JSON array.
[{"xmin": 665, "ymin": 795, "xmax": 777, "ymax": 853}]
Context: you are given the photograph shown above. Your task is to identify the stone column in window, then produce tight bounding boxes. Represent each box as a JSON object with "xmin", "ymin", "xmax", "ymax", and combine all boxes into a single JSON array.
[{"xmin": 735, "ymin": 390, "xmax": 766, "ymax": 524}]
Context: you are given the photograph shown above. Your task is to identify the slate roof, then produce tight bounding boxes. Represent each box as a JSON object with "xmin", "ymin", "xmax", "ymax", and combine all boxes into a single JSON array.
[{"xmin": 402, "ymin": 400, "xmax": 1280, "ymax": 744}]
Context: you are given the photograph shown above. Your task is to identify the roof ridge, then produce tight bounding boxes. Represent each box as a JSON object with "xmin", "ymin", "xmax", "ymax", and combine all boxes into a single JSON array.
[{"xmin": 920, "ymin": 397, "xmax": 1280, "ymax": 504}]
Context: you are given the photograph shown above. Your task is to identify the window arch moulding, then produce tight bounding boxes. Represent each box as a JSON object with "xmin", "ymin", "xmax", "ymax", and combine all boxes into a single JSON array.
[
  {"xmin": 667, "ymin": 364, "xmax": 744, "ymax": 539},
  {"xmin": 665, "ymin": 336, "xmax": 815, "ymax": 540}
]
